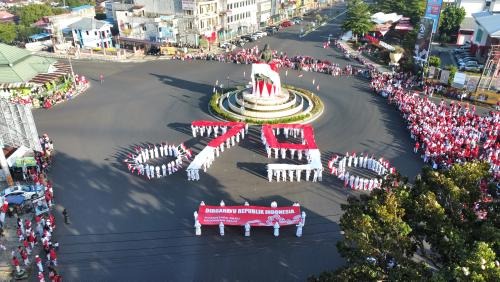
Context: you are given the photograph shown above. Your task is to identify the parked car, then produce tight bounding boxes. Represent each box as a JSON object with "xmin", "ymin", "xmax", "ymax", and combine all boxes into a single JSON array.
[
  {"xmin": 0, "ymin": 184, "xmax": 44, "ymax": 200},
  {"xmin": 254, "ymin": 31, "xmax": 267, "ymax": 37},
  {"xmin": 458, "ymin": 57, "xmax": 477, "ymax": 64},
  {"xmin": 265, "ymin": 26, "xmax": 279, "ymax": 34},
  {"xmin": 280, "ymin": 20, "xmax": 293, "ymax": 28},
  {"xmin": 291, "ymin": 17, "xmax": 302, "ymax": 24},
  {"xmin": 147, "ymin": 46, "xmax": 161, "ymax": 56},
  {"xmin": 454, "ymin": 45, "xmax": 470, "ymax": 53},
  {"xmin": 455, "ymin": 53, "xmax": 471, "ymax": 59},
  {"xmin": 252, "ymin": 33, "xmax": 263, "ymax": 39},
  {"xmin": 241, "ymin": 35, "xmax": 255, "ymax": 42},
  {"xmin": 459, "ymin": 61, "xmax": 484, "ymax": 72}
]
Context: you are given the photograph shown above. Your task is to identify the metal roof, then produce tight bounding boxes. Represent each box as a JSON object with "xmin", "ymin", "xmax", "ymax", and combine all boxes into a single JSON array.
[
  {"xmin": 68, "ymin": 18, "xmax": 111, "ymax": 31},
  {"xmin": 473, "ymin": 12, "xmax": 500, "ymax": 37},
  {"xmin": 0, "ymin": 44, "xmax": 56, "ymax": 83},
  {"xmin": 0, "ymin": 43, "xmax": 32, "ymax": 66}
]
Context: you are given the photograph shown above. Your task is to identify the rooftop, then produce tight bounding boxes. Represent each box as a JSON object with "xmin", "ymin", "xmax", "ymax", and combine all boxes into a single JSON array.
[
  {"xmin": 473, "ymin": 11, "xmax": 500, "ymax": 37},
  {"xmin": 68, "ymin": 17, "xmax": 111, "ymax": 30},
  {"xmin": 0, "ymin": 43, "xmax": 56, "ymax": 84},
  {"xmin": 0, "ymin": 10, "xmax": 14, "ymax": 19},
  {"xmin": 71, "ymin": 4, "xmax": 94, "ymax": 12}
]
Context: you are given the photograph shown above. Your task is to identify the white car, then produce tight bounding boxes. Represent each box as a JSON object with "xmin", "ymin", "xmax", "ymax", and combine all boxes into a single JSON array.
[
  {"xmin": 255, "ymin": 31, "xmax": 267, "ymax": 37},
  {"xmin": 0, "ymin": 184, "xmax": 44, "ymax": 200}
]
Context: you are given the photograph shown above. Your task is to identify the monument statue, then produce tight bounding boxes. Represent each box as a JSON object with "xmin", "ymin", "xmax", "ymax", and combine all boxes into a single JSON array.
[
  {"xmin": 250, "ymin": 44, "xmax": 281, "ymax": 98},
  {"xmin": 260, "ymin": 44, "xmax": 273, "ymax": 63}
]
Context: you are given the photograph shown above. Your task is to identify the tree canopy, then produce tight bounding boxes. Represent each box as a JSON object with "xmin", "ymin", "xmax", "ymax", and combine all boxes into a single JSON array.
[
  {"xmin": 310, "ymin": 162, "xmax": 500, "ymax": 281},
  {"xmin": 12, "ymin": 4, "xmax": 55, "ymax": 27},
  {"xmin": 374, "ymin": 0, "xmax": 426, "ymax": 24},
  {"xmin": 342, "ymin": 0, "xmax": 374, "ymax": 40},
  {"xmin": 0, "ymin": 23, "xmax": 17, "ymax": 44},
  {"xmin": 439, "ymin": 5, "xmax": 466, "ymax": 37}
]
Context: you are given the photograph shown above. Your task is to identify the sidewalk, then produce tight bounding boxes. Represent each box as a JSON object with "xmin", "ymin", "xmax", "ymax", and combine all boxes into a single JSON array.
[{"xmin": 337, "ymin": 40, "xmax": 392, "ymax": 74}]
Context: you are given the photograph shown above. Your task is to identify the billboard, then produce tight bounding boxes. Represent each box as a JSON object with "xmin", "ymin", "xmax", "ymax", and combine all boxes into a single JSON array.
[
  {"xmin": 414, "ymin": 17, "xmax": 434, "ymax": 64},
  {"xmin": 424, "ymin": 0, "xmax": 443, "ymax": 33}
]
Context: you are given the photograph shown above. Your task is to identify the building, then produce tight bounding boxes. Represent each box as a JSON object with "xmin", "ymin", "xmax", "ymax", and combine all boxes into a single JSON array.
[
  {"xmin": 68, "ymin": 18, "xmax": 114, "ymax": 49},
  {"xmin": 456, "ymin": 0, "xmax": 500, "ymax": 45},
  {"xmin": 0, "ymin": 43, "xmax": 57, "ymax": 84},
  {"xmin": 0, "ymin": 10, "xmax": 14, "ymax": 22},
  {"xmin": 179, "ymin": 0, "xmax": 220, "ymax": 46},
  {"xmin": 256, "ymin": 0, "xmax": 272, "ymax": 28},
  {"xmin": 70, "ymin": 4, "xmax": 96, "ymax": 18},
  {"xmin": 116, "ymin": 6, "xmax": 179, "ymax": 45},
  {"xmin": 471, "ymin": 11, "xmax": 500, "ymax": 57},
  {"xmin": 105, "ymin": 1, "xmax": 136, "ymax": 24},
  {"xmin": 220, "ymin": 0, "xmax": 258, "ymax": 40},
  {"xmin": 133, "ymin": 0, "xmax": 183, "ymax": 15}
]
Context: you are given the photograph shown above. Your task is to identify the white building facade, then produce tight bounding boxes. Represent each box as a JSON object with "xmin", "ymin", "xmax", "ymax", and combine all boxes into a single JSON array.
[
  {"xmin": 179, "ymin": 0, "xmax": 220, "ymax": 46},
  {"xmin": 69, "ymin": 18, "xmax": 114, "ymax": 49},
  {"xmin": 219, "ymin": 0, "xmax": 258, "ymax": 40},
  {"xmin": 257, "ymin": 0, "xmax": 272, "ymax": 27}
]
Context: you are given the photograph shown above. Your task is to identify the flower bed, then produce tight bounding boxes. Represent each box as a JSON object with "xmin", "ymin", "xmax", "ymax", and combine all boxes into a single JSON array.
[{"xmin": 5, "ymin": 75, "xmax": 89, "ymax": 109}]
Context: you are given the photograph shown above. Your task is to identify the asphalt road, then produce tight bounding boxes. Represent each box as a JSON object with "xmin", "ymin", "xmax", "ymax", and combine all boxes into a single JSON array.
[{"xmin": 33, "ymin": 6, "xmax": 424, "ymax": 281}]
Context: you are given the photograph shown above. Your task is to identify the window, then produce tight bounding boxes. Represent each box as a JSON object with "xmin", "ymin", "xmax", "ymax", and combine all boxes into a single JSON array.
[
  {"xmin": 86, "ymin": 31, "xmax": 89, "ymax": 35},
  {"xmin": 475, "ymin": 28, "xmax": 483, "ymax": 43}
]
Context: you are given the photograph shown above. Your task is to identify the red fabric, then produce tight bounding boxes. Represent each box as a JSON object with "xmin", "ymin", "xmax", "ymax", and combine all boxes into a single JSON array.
[
  {"xmin": 268, "ymin": 62, "xmax": 279, "ymax": 72},
  {"xmin": 262, "ymin": 124, "xmax": 318, "ymax": 150},
  {"xmin": 258, "ymin": 80, "xmax": 265, "ymax": 95},
  {"xmin": 198, "ymin": 205, "xmax": 301, "ymax": 226},
  {"xmin": 266, "ymin": 82, "xmax": 273, "ymax": 96},
  {"xmin": 191, "ymin": 121, "xmax": 246, "ymax": 148}
]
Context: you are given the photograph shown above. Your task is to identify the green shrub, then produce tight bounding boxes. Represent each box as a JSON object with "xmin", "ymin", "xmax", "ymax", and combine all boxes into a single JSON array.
[
  {"xmin": 210, "ymin": 86, "xmax": 324, "ymax": 124},
  {"xmin": 428, "ymin": 56, "xmax": 441, "ymax": 67}
]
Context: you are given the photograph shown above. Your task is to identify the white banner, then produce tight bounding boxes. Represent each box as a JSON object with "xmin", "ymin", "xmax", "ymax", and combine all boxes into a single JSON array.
[{"xmin": 440, "ymin": 70, "xmax": 450, "ymax": 84}]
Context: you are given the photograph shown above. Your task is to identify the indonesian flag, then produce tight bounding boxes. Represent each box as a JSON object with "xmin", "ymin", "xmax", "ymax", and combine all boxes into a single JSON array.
[{"xmin": 268, "ymin": 62, "xmax": 279, "ymax": 73}]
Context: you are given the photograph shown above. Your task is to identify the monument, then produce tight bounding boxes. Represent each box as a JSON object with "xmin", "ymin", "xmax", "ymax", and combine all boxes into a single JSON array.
[{"xmin": 213, "ymin": 44, "xmax": 323, "ymax": 123}]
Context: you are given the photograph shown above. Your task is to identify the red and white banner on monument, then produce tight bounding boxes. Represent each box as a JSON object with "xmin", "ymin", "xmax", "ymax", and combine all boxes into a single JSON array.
[{"xmin": 198, "ymin": 205, "xmax": 302, "ymax": 226}]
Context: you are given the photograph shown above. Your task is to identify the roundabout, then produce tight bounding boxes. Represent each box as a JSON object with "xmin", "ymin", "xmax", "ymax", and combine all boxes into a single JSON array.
[
  {"xmin": 210, "ymin": 45, "xmax": 324, "ymax": 124},
  {"xmin": 32, "ymin": 21, "xmax": 424, "ymax": 281}
]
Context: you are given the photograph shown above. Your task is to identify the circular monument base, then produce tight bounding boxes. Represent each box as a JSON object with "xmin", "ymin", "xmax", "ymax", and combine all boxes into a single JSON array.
[{"xmin": 211, "ymin": 85, "xmax": 324, "ymax": 124}]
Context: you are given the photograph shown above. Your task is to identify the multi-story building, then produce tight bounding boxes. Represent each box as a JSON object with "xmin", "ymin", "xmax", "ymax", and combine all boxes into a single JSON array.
[
  {"xmin": 68, "ymin": 18, "xmax": 114, "ymax": 49},
  {"xmin": 455, "ymin": 0, "xmax": 500, "ymax": 45},
  {"xmin": 178, "ymin": 0, "xmax": 220, "ymax": 46},
  {"xmin": 134, "ymin": 0, "xmax": 183, "ymax": 15},
  {"xmin": 471, "ymin": 11, "xmax": 500, "ymax": 57},
  {"xmin": 105, "ymin": 1, "xmax": 136, "ymax": 24},
  {"xmin": 116, "ymin": 6, "xmax": 179, "ymax": 44},
  {"xmin": 257, "ymin": 0, "xmax": 272, "ymax": 27},
  {"xmin": 220, "ymin": 0, "xmax": 258, "ymax": 40}
]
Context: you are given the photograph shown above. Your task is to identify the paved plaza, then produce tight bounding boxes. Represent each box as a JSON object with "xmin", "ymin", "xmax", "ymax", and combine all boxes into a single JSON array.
[{"xmin": 33, "ymin": 15, "xmax": 423, "ymax": 281}]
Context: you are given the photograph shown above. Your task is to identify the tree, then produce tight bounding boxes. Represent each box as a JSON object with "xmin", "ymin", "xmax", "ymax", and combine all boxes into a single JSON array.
[
  {"xmin": 428, "ymin": 55, "xmax": 441, "ymax": 67},
  {"xmin": 312, "ymin": 162, "xmax": 500, "ymax": 281},
  {"xmin": 0, "ymin": 22, "xmax": 17, "ymax": 44},
  {"xmin": 445, "ymin": 64, "xmax": 458, "ymax": 85},
  {"xmin": 57, "ymin": 0, "xmax": 96, "ymax": 8},
  {"xmin": 439, "ymin": 5, "xmax": 466, "ymax": 38},
  {"xmin": 12, "ymin": 4, "xmax": 54, "ymax": 27},
  {"xmin": 374, "ymin": 0, "xmax": 426, "ymax": 24},
  {"xmin": 342, "ymin": 0, "xmax": 374, "ymax": 41}
]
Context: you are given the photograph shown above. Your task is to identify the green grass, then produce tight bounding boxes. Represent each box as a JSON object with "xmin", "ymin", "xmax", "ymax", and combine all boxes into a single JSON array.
[{"xmin": 210, "ymin": 85, "xmax": 324, "ymax": 124}]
